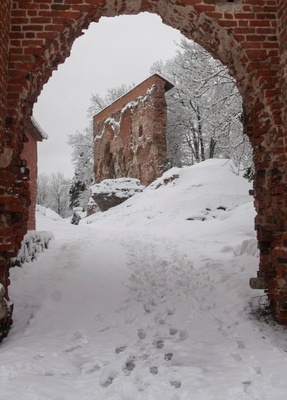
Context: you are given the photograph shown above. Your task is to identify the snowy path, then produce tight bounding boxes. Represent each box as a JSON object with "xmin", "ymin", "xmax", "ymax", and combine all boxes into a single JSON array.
[
  {"xmin": 2, "ymin": 160, "xmax": 287, "ymax": 399},
  {"xmin": 1, "ymin": 224, "xmax": 287, "ymax": 400}
]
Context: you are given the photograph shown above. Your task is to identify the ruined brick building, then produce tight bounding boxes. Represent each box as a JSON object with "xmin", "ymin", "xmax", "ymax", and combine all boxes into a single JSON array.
[
  {"xmin": 22, "ymin": 118, "xmax": 47, "ymax": 230},
  {"xmin": 93, "ymin": 74, "xmax": 173, "ymax": 186},
  {"xmin": 1, "ymin": 0, "xmax": 287, "ymax": 339}
]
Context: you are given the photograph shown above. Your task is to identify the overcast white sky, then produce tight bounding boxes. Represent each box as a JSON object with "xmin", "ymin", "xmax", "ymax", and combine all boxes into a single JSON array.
[{"xmin": 33, "ymin": 13, "xmax": 184, "ymax": 179}]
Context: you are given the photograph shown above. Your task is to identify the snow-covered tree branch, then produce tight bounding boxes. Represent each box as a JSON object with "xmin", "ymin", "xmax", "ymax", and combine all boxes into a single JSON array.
[{"xmin": 151, "ymin": 39, "xmax": 253, "ymax": 173}]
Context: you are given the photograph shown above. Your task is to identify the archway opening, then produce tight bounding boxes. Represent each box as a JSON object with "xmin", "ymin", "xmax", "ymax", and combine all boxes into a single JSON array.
[
  {"xmin": 33, "ymin": 13, "xmax": 184, "ymax": 180},
  {"xmin": 3, "ymin": 0, "xmax": 286, "ymax": 344},
  {"xmin": 32, "ymin": 12, "xmax": 249, "ymax": 220}
]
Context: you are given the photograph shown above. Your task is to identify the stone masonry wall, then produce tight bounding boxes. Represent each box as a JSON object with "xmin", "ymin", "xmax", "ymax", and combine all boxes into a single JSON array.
[
  {"xmin": 93, "ymin": 74, "xmax": 173, "ymax": 186},
  {"xmin": 278, "ymin": 0, "xmax": 287, "ymax": 130},
  {"xmin": 259, "ymin": 0, "xmax": 287, "ymax": 322},
  {"xmin": 0, "ymin": 0, "xmax": 14, "ymax": 338},
  {"xmin": 1, "ymin": 0, "xmax": 287, "ymax": 329},
  {"xmin": 0, "ymin": 0, "xmax": 10, "ymax": 131},
  {"xmin": 21, "ymin": 131, "xmax": 38, "ymax": 231}
]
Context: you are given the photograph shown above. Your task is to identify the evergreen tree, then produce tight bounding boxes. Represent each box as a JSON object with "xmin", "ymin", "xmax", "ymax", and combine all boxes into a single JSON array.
[{"xmin": 69, "ymin": 180, "xmax": 87, "ymax": 209}]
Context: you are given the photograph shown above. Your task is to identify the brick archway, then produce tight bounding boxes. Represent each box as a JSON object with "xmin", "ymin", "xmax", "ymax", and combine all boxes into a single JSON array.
[{"xmin": 1, "ymin": 0, "xmax": 287, "ymax": 339}]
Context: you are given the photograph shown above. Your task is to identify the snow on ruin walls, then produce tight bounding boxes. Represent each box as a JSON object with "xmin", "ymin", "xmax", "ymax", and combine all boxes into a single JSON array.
[{"xmin": 93, "ymin": 75, "xmax": 173, "ymax": 186}]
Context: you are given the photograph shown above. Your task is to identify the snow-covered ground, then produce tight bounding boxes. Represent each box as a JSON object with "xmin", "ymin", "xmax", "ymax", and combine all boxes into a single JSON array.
[{"xmin": 2, "ymin": 159, "xmax": 287, "ymax": 400}]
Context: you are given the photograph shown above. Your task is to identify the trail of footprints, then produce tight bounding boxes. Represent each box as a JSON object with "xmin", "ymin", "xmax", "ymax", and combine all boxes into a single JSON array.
[
  {"xmin": 230, "ymin": 337, "xmax": 264, "ymax": 396},
  {"xmin": 97, "ymin": 306, "xmax": 265, "ymax": 395},
  {"xmin": 99, "ymin": 303, "xmax": 185, "ymax": 390},
  {"xmin": 35, "ymin": 310, "xmax": 264, "ymax": 397}
]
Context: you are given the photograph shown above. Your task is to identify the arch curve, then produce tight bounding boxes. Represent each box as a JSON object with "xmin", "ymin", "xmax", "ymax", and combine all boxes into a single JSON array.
[{"xmin": 7, "ymin": 0, "xmax": 250, "ymax": 124}]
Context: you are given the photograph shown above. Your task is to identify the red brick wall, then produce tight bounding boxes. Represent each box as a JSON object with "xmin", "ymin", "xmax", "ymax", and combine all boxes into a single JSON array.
[
  {"xmin": 261, "ymin": 0, "xmax": 287, "ymax": 322},
  {"xmin": 0, "ymin": 0, "xmax": 12, "ymax": 303},
  {"xmin": 94, "ymin": 75, "xmax": 170, "ymax": 185},
  {"xmin": 277, "ymin": 0, "xmax": 287, "ymax": 126},
  {"xmin": 94, "ymin": 75, "xmax": 172, "ymax": 124},
  {"xmin": 21, "ymin": 132, "xmax": 37, "ymax": 230},
  {"xmin": 1, "ymin": 0, "xmax": 287, "ymax": 325},
  {"xmin": 0, "ymin": 0, "xmax": 10, "ymax": 130},
  {"xmin": 4, "ymin": 1, "xmax": 280, "ymax": 126}
]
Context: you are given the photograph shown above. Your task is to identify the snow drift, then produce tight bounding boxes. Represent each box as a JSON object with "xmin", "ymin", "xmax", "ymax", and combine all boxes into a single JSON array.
[{"xmin": 1, "ymin": 159, "xmax": 287, "ymax": 400}]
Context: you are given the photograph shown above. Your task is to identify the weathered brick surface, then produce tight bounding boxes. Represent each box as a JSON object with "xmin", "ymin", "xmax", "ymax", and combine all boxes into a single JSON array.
[
  {"xmin": 0, "ymin": 0, "xmax": 16, "ymax": 318},
  {"xmin": 93, "ymin": 74, "xmax": 172, "ymax": 186},
  {"xmin": 0, "ymin": 0, "xmax": 10, "ymax": 131},
  {"xmin": 0, "ymin": 0, "xmax": 287, "ymax": 328},
  {"xmin": 21, "ymin": 128, "xmax": 40, "ymax": 231}
]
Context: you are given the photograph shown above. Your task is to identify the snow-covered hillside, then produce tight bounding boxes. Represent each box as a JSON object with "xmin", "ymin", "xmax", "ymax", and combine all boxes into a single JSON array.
[{"xmin": 2, "ymin": 159, "xmax": 287, "ymax": 400}]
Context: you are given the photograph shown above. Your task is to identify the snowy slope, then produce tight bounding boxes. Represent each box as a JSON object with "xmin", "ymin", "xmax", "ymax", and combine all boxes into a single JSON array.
[{"xmin": 2, "ymin": 159, "xmax": 287, "ymax": 400}]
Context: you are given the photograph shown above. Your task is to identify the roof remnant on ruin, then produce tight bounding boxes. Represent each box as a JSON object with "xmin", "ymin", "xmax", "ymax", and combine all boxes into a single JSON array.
[{"xmin": 93, "ymin": 74, "xmax": 174, "ymax": 123}]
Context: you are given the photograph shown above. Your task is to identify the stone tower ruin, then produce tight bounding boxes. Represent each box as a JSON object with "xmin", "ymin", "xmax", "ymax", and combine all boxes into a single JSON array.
[{"xmin": 93, "ymin": 74, "xmax": 174, "ymax": 186}]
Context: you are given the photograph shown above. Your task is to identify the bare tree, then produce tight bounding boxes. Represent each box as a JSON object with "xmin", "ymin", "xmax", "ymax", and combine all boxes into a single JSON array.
[
  {"xmin": 37, "ymin": 173, "xmax": 51, "ymax": 207},
  {"xmin": 87, "ymin": 83, "xmax": 135, "ymax": 119},
  {"xmin": 37, "ymin": 172, "xmax": 71, "ymax": 217},
  {"xmin": 47, "ymin": 172, "xmax": 71, "ymax": 218},
  {"xmin": 151, "ymin": 39, "xmax": 252, "ymax": 172}
]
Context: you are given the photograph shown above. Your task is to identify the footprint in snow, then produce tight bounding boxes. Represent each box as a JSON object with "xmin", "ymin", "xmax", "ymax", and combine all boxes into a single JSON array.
[
  {"xmin": 253, "ymin": 366, "xmax": 262, "ymax": 375},
  {"xmin": 123, "ymin": 358, "xmax": 136, "ymax": 373},
  {"xmin": 81, "ymin": 363, "xmax": 101, "ymax": 374},
  {"xmin": 178, "ymin": 330, "xmax": 188, "ymax": 341},
  {"xmin": 154, "ymin": 312, "xmax": 166, "ymax": 325},
  {"xmin": 155, "ymin": 339, "xmax": 165, "ymax": 349},
  {"xmin": 143, "ymin": 299, "xmax": 157, "ymax": 313},
  {"xmin": 72, "ymin": 331, "xmax": 81, "ymax": 340},
  {"xmin": 242, "ymin": 380, "xmax": 252, "ymax": 394},
  {"xmin": 100, "ymin": 376, "xmax": 114, "ymax": 387},
  {"xmin": 236, "ymin": 340, "xmax": 245, "ymax": 349},
  {"xmin": 64, "ymin": 331, "xmax": 88, "ymax": 353},
  {"xmin": 150, "ymin": 366, "xmax": 158, "ymax": 375},
  {"xmin": 64, "ymin": 344, "xmax": 82, "ymax": 353},
  {"xmin": 137, "ymin": 328, "xmax": 147, "ymax": 339},
  {"xmin": 164, "ymin": 353, "xmax": 173, "ymax": 361},
  {"xmin": 169, "ymin": 327, "xmax": 178, "ymax": 336},
  {"xmin": 99, "ymin": 368, "xmax": 118, "ymax": 387},
  {"xmin": 231, "ymin": 353, "xmax": 242, "ymax": 362},
  {"xmin": 170, "ymin": 380, "xmax": 181, "ymax": 389},
  {"xmin": 167, "ymin": 306, "xmax": 176, "ymax": 316},
  {"xmin": 115, "ymin": 345, "xmax": 127, "ymax": 354}
]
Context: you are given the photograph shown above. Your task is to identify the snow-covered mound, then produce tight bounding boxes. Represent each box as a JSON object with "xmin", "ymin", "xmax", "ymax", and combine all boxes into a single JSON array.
[
  {"xmin": 36, "ymin": 204, "xmax": 63, "ymax": 221},
  {"xmin": 90, "ymin": 177, "xmax": 144, "ymax": 198},
  {"xmin": 87, "ymin": 159, "xmax": 252, "ymax": 223},
  {"xmin": 3, "ymin": 159, "xmax": 287, "ymax": 400},
  {"xmin": 85, "ymin": 159, "xmax": 254, "ymax": 250},
  {"xmin": 89, "ymin": 177, "xmax": 144, "ymax": 212}
]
